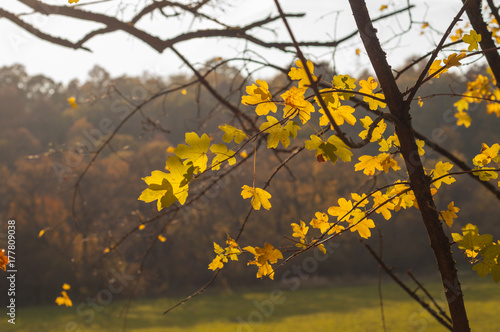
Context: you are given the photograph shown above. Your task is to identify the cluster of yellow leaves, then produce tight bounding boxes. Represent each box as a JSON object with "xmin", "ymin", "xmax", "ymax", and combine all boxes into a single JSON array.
[
  {"xmin": 244, "ymin": 243, "xmax": 283, "ymax": 280},
  {"xmin": 140, "ymin": 129, "xmax": 245, "ymax": 210},
  {"xmin": 0, "ymin": 249, "xmax": 8, "ymax": 271},
  {"xmin": 452, "ymin": 224, "xmax": 500, "ymax": 282},
  {"xmin": 208, "ymin": 235, "xmax": 241, "ymax": 271},
  {"xmin": 55, "ymin": 283, "xmax": 73, "ymax": 307},
  {"xmin": 453, "ymin": 69, "xmax": 500, "ymax": 128},
  {"xmin": 471, "ymin": 143, "xmax": 500, "ymax": 183}
]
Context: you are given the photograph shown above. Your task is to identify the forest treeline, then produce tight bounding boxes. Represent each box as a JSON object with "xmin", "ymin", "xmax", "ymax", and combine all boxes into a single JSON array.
[{"xmin": 0, "ymin": 61, "xmax": 499, "ymax": 306}]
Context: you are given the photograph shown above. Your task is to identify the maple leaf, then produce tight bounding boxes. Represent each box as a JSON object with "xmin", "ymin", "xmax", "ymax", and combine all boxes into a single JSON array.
[
  {"xmin": 371, "ymin": 191, "xmax": 395, "ymax": 220},
  {"xmin": 379, "ymin": 153, "xmax": 401, "ymax": 173},
  {"xmin": 139, "ymin": 156, "xmax": 193, "ymax": 210},
  {"xmin": 429, "ymin": 60, "xmax": 447, "ymax": 78},
  {"xmin": 472, "ymin": 143, "xmax": 500, "ymax": 166},
  {"xmin": 310, "ymin": 212, "xmax": 344, "ymax": 235},
  {"xmin": 291, "ymin": 220, "xmax": 309, "ymax": 239},
  {"xmin": 281, "ymin": 87, "xmax": 315, "ymax": 124},
  {"xmin": 463, "ymin": 30, "xmax": 482, "ymax": 51},
  {"xmin": 0, "ymin": 250, "xmax": 8, "ymax": 271},
  {"xmin": 244, "ymin": 243, "xmax": 283, "ymax": 280},
  {"xmin": 305, "ymin": 134, "xmax": 352, "ymax": 164},
  {"xmin": 210, "ymin": 143, "xmax": 236, "ymax": 170},
  {"xmin": 443, "ymin": 52, "xmax": 466, "ymax": 68},
  {"xmin": 332, "ymin": 74, "xmax": 356, "ymax": 100},
  {"xmin": 67, "ymin": 97, "xmax": 78, "ymax": 108},
  {"xmin": 359, "ymin": 76, "xmax": 378, "ymax": 93},
  {"xmin": 349, "ymin": 210, "xmax": 375, "ymax": 239},
  {"xmin": 473, "ymin": 167, "xmax": 499, "ymax": 181},
  {"xmin": 359, "ymin": 116, "xmax": 386, "ymax": 142},
  {"xmin": 455, "ymin": 111, "xmax": 471, "ymax": 128},
  {"xmin": 219, "ymin": 124, "xmax": 247, "ymax": 144},
  {"xmin": 175, "ymin": 132, "xmax": 210, "ymax": 173},
  {"xmin": 289, "ymin": 59, "xmax": 316, "ymax": 88},
  {"xmin": 432, "ymin": 161, "xmax": 456, "ymax": 189},
  {"xmin": 242, "ymin": 79, "xmax": 277, "ymax": 116},
  {"xmin": 55, "ymin": 291, "xmax": 73, "ymax": 307},
  {"xmin": 319, "ymin": 103, "xmax": 357, "ymax": 127},
  {"xmin": 441, "ymin": 201, "xmax": 460, "ymax": 227},
  {"xmin": 454, "ymin": 99, "xmax": 469, "ymax": 112},
  {"xmin": 328, "ymin": 198, "xmax": 354, "ymax": 222},
  {"xmin": 259, "ymin": 116, "xmax": 299, "ymax": 149},
  {"xmin": 355, "ymin": 154, "xmax": 384, "ymax": 176},
  {"xmin": 241, "ymin": 185, "xmax": 272, "ymax": 210}
]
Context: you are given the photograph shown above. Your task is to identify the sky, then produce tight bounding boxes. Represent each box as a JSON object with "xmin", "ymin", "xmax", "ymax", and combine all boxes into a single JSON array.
[{"xmin": 0, "ymin": 0, "xmax": 469, "ymax": 85}]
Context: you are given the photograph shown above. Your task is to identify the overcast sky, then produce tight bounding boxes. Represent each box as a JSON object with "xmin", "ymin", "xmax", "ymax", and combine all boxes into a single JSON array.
[{"xmin": 0, "ymin": 0, "xmax": 470, "ymax": 84}]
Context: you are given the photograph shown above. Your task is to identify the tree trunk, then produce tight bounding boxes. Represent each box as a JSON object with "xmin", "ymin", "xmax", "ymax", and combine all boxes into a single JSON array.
[{"xmin": 348, "ymin": 1, "xmax": 470, "ymax": 331}]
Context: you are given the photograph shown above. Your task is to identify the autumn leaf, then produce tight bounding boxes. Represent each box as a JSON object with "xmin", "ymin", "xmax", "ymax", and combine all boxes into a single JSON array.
[
  {"xmin": 349, "ymin": 210, "xmax": 375, "ymax": 239},
  {"xmin": 241, "ymin": 185, "xmax": 272, "ymax": 210},
  {"xmin": 472, "ymin": 143, "xmax": 500, "ymax": 166},
  {"xmin": 289, "ymin": 59, "xmax": 316, "ymax": 88},
  {"xmin": 359, "ymin": 116, "xmax": 386, "ymax": 142},
  {"xmin": 62, "ymin": 283, "xmax": 71, "ymax": 290},
  {"xmin": 55, "ymin": 291, "xmax": 72, "ymax": 307},
  {"xmin": 432, "ymin": 161, "xmax": 456, "ymax": 188},
  {"xmin": 68, "ymin": 0, "xmax": 79, "ymax": 3},
  {"xmin": 67, "ymin": 97, "xmax": 78, "ymax": 108},
  {"xmin": 463, "ymin": 30, "xmax": 482, "ymax": 51},
  {"xmin": 291, "ymin": 220, "xmax": 309, "ymax": 240},
  {"xmin": 281, "ymin": 86, "xmax": 315, "ymax": 124},
  {"xmin": 244, "ymin": 243, "xmax": 283, "ymax": 280},
  {"xmin": 158, "ymin": 234, "xmax": 167, "ymax": 242},
  {"xmin": 219, "ymin": 124, "xmax": 247, "ymax": 144},
  {"xmin": 455, "ymin": 110, "xmax": 471, "ymax": 128},
  {"xmin": 328, "ymin": 198, "xmax": 354, "ymax": 221},
  {"xmin": 371, "ymin": 191, "xmax": 395, "ymax": 220},
  {"xmin": 175, "ymin": 132, "xmax": 210, "ymax": 173},
  {"xmin": 441, "ymin": 201, "xmax": 460, "ymax": 227},
  {"xmin": 355, "ymin": 154, "xmax": 384, "ymax": 176},
  {"xmin": 259, "ymin": 116, "xmax": 299, "ymax": 149},
  {"xmin": 310, "ymin": 212, "xmax": 344, "ymax": 235},
  {"xmin": 443, "ymin": 52, "xmax": 466, "ymax": 68},
  {"xmin": 210, "ymin": 143, "xmax": 236, "ymax": 170},
  {"xmin": 429, "ymin": 60, "xmax": 447, "ymax": 78},
  {"xmin": 242, "ymin": 79, "xmax": 277, "ymax": 116}
]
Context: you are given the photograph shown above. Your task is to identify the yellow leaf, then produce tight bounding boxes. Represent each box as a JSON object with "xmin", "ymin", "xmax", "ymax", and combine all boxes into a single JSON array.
[
  {"xmin": 355, "ymin": 154, "xmax": 384, "ymax": 176},
  {"xmin": 219, "ymin": 124, "xmax": 247, "ymax": 144},
  {"xmin": 380, "ymin": 5, "xmax": 388, "ymax": 11},
  {"xmin": 455, "ymin": 110, "xmax": 471, "ymax": 128},
  {"xmin": 69, "ymin": 0, "xmax": 79, "ymax": 3},
  {"xmin": 38, "ymin": 229, "xmax": 45, "ymax": 238},
  {"xmin": 67, "ymin": 97, "xmax": 78, "ymax": 108},
  {"xmin": 241, "ymin": 185, "xmax": 272, "ymax": 210},
  {"xmin": 443, "ymin": 52, "xmax": 466, "ymax": 68},
  {"xmin": 181, "ymin": 89, "xmax": 187, "ymax": 95},
  {"xmin": 328, "ymin": 198, "xmax": 354, "ymax": 221},
  {"xmin": 103, "ymin": 248, "xmax": 110, "ymax": 254},
  {"xmin": 359, "ymin": 116, "xmax": 386, "ymax": 142},
  {"xmin": 441, "ymin": 201, "xmax": 460, "ymax": 227},
  {"xmin": 62, "ymin": 283, "xmax": 71, "ymax": 290},
  {"xmin": 175, "ymin": 132, "xmax": 210, "ymax": 173},
  {"xmin": 138, "ymin": 224, "xmax": 146, "ymax": 230},
  {"xmin": 210, "ymin": 143, "xmax": 236, "ymax": 170},
  {"xmin": 240, "ymin": 150, "xmax": 248, "ymax": 158},
  {"xmin": 416, "ymin": 139, "xmax": 425, "ymax": 156},
  {"xmin": 242, "ymin": 79, "xmax": 277, "ymax": 116},
  {"xmin": 166, "ymin": 146, "xmax": 175, "ymax": 153},
  {"xmin": 55, "ymin": 291, "xmax": 72, "ymax": 307},
  {"xmin": 288, "ymin": 59, "xmax": 316, "ymax": 88},
  {"xmin": 432, "ymin": 161, "xmax": 456, "ymax": 188},
  {"xmin": 462, "ymin": 30, "xmax": 482, "ymax": 51},
  {"xmin": 281, "ymin": 87, "xmax": 315, "ymax": 124},
  {"xmin": 355, "ymin": 48, "xmax": 361, "ymax": 56},
  {"xmin": 291, "ymin": 220, "xmax": 309, "ymax": 239},
  {"xmin": 429, "ymin": 60, "xmax": 447, "ymax": 78},
  {"xmin": 158, "ymin": 235, "xmax": 166, "ymax": 242}
]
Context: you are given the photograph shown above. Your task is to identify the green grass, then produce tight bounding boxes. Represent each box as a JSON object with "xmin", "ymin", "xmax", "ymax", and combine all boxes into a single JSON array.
[{"xmin": 2, "ymin": 276, "xmax": 499, "ymax": 332}]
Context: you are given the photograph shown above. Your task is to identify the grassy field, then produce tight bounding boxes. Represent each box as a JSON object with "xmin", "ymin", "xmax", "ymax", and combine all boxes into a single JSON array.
[{"xmin": 2, "ymin": 276, "xmax": 499, "ymax": 332}]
